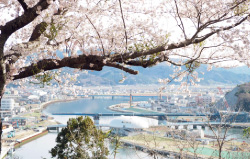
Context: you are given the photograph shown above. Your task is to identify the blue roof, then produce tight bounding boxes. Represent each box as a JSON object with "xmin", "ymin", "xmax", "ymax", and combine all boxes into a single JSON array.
[
  {"xmin": 12, "ymin": 117, "xmax": 27, "ymax": 120},
  {"xmin": 47, "ymin": 124, "xmax": 67, "ymax": 128}
]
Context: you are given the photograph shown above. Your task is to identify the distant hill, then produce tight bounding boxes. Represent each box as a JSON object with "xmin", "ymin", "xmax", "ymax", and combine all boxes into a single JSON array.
[
  {"xmin": 9, "ymin": 64, "xmax": 250, "ymax": 88},
  {"xmin": 216, "ymin": 86, "xmax": 239, "ymax": 111},
  {"xmin": 233, "ymin": 83, "xmax": 250, "ymax": 112},
  {"xmin": 70, "ymin": 63, "xmax": 250, "ymax": 86}
]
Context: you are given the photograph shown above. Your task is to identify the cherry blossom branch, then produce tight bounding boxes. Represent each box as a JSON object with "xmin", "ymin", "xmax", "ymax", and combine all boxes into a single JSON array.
[
  {"xmin": 0, "ymin": 0, "xmax": 51, "ymax": 59},
  {"xmin": 17, "ymin": 0, "xmax": 28, "ymax": 12},
  {"xmin": 118, "ymin": 0, "xmax": 128, "ymax": 50},
  {"xmin": 9, "ymin": 12, "xmax": 250, "ymax": 81},
  {"xmin": 1, "ymin": 0, "xmax": 50, "ymax": 37},
  {"xmin": 124, "ymin": 54, "xmax": 169, "ymax": 67},
  {"xmin": 110, "ymin": 45, "xmax": 166, "ymax": 63},
  {"xmin": 110, "ymin": 12, "xmax": 249, "ymax": 63},
  {"xmin": 12, "ymin": 55, "xmax": 104, "ymax": 80},
  {"xmin": 85, "ymin": 15, "xmax": 105, "ymax": 56},
  {"xmin": 191, "ymin": 0, "xmax": 248, "ymax": 41},
  {"xmin": 105, "ymin": 62, "xmax": 138, "ymax": 74},
  {"xmin": 174, "ymin": 0, "xmax": 187, "ymax": 39},
  {"xmin": 29, "ymin": 22, "xmax": 47, "ymax": 42},
  {"xmin": 12, "ymin": 54, "xmax": 140, "ymax": 80}
]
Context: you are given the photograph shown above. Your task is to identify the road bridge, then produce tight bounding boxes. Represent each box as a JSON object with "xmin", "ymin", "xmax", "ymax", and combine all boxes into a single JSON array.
[
  {"xmin": 47, "ymin": 124, "xmax": 67, "ymax": 132},
  {"xmin": 52, "ymin": 112, "xmax": 206, "ymax": 121}
]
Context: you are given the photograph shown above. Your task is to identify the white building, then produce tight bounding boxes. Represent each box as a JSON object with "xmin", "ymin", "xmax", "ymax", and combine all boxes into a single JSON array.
[
  {"xmin": 108, "ymin": 116, "xmax": 158, "ymax": 129},
  {"xmin": 107, "ymin": 116, "xmax": 158, "ymax": 136},
  {"xmin": 202, "ymin": 95, "xmax": 214, "ymax": 105},
  {"xmin": 1, "ymin": 99, "xmax": 15, "ymax": 110},
  {"xmin": 1, "ymin": 98, "xmax": 19, "ymax": 118}
]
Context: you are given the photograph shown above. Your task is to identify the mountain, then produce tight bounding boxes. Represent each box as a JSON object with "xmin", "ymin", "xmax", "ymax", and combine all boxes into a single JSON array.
[{"xmin": 70, "ymin": 63, "xmax": 250, "ymax": 86}]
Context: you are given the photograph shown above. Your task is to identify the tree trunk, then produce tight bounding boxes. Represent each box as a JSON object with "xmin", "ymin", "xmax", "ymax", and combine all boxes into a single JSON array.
[
  {"xmin": 0, "ymin": 59, "xmax": 7, "ymax": 154},
  {"xmin": 218, "ymin": 146, "xmax": 222, "ymax": 159}
]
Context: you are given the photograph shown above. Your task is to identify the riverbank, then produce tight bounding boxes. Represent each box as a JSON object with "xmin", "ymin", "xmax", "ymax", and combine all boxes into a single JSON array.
[
  {"xmin": 121, "ymin": 130, "xmax": 250, "ymax": 159},
  {"xmin": 107, "ymin": 102, "xmax": 160, "ymax": 114},
  {"xmin": 1, "ymin": 97, "xmax": 81, "ymax": 159},
  {"xmin": 1, "ymin": 129, "xmax": 48, "ymax": 159},
  {"xmin": 107, "ymin": 103, "xmax": 133, "ymax": 113},
  {"xmin": 120, "ymin": 139, "xmax": 204, "ymax": 159},
  {"xmin": 41, "ymin": 97, "xmax": 81, "ymax": 110},
  {"xmin": 14, "ymin": 130, "xmax": 48, "ymax": 148}
]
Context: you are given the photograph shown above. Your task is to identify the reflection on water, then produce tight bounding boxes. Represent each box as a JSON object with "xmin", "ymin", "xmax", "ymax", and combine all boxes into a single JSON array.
[
  {"xmin": 12, "ymin": 132, "xmax": 162, "ymax": 159},
  {"xmin": 11, "ymin": 96, "xmax": 166, "ymax": 159}
]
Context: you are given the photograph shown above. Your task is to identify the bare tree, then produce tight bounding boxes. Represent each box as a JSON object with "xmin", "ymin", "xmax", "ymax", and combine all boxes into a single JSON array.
[{"xmin": 205, "ymin": 104, "xmax": 249, "ymax": 159}]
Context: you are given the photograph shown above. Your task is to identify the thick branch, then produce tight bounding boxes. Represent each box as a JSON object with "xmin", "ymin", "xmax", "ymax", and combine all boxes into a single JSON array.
[
  {"xmin": 17, "ymin": 0, "xmax": 28, "ymax": 11},
  {"xmin": 174, "ymin": 0, "xmax": 187, "ymax": 39},
  {"xmin": 1, "ymin": 0, "xmax": 50, "ymax": 38},
  {"xmin": 110, "ymin": 45, "xmax": 166, "ymax": 63},
  {"xmin": 29, "ymin": 22, "xmax": 48, "ymax": 41},
  {"xmin": 105, "ymin": 62, "xmax": 138, "ymax": 74},
  {"xmin": 124, "ymin": 55, "xmax": 169, "ymax": 68},
  {"xmin": 13, "ymin": 54, "xmax": 104, "ymax": 80},
  {"xmin": 12, "ymin": 54, "xmax": 141, "ymax": 80}
]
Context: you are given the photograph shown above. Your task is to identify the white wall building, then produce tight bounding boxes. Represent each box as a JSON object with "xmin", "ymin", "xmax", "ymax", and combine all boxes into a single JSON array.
[
  {"xmin": 1, "ymin": 99, "xmax": 15, "ymax": 110},
  {"xmin": 1, "ymin": 98, "xmax": 19, "ymax": 118},
  {"xmin": 202, "ymin": 95, "xmax": 214, "ymax": 105},
  {"xmin": 100, "ymin": 116, "xmax": 158, "ymax": 129}
]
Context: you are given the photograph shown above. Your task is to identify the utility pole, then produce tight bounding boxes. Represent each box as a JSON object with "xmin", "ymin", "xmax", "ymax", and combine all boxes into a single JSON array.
[{"xmin": 159, "ymin": 87, "xmax": 165, "ymax": 101}]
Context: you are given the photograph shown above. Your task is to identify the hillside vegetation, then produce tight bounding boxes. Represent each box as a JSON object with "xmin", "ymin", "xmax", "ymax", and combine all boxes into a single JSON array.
[{"xmin": 234, "ymin": 83, "xmax": 250, "ymax": 112}]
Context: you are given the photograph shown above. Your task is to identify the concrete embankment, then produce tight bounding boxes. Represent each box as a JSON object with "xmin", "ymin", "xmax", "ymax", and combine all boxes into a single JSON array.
[{"xmin": 14, "ymin": 130, "xmax": 48, "ymax": 148}]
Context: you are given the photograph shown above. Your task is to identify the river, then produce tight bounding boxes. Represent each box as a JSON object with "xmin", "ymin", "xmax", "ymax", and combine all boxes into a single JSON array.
[{"xmin": 11, "ymin": 96, "xmax": 160, "ymax": 159}]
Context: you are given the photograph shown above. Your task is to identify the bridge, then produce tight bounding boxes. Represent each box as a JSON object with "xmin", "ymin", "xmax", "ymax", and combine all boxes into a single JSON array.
[
  {"xmin": 47, "ymin": 124, "xmax": 67, "ymax": 132},
  {"xmin": 52, "ymin": 112, "xmax": 206, "ymax": 121}
]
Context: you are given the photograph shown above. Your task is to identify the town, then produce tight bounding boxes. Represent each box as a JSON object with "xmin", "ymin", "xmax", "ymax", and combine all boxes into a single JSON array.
[{"xmin": 3, "ymin": 84, "xmax": 249, "ymax": 158}]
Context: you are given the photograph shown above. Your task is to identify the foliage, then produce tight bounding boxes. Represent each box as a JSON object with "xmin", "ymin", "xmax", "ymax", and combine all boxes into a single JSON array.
[
  {"xmin": 243, "ymin": 127, "xmax": 250, "ymax": 138},
  {"xmin": 185, "ymin": 61, "xmax": 201, "ymax": 73},
  {"xmin": 235, "ymin": 83, "xmax": 250, "ymax": 111},
  {"xmin": 234, "ymin": 0, "xmax": 249, "ymax": 15},
  {"xmin": 50, "ymin": 116, "xmax": 109, "ymax": 159},
  {"xmin": 110, "ymin": 134, "xmax": 121, "ymax": 159},
  {"xmin": 30, "ymin": 71, "xmax": 55, "ymax": 87}
]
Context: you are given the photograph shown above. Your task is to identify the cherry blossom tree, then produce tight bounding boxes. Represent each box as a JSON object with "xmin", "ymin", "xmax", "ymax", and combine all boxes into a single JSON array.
[{"xmin": 0, "ymin": 0, "xmax": 250, "ymax": 153}]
